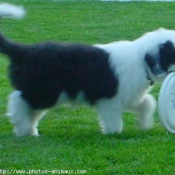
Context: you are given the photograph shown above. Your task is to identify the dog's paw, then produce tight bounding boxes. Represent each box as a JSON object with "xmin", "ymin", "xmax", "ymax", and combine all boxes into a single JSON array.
[{"xmin": 13, "ymin": 126, "xmax": 39, "ymax": 137}]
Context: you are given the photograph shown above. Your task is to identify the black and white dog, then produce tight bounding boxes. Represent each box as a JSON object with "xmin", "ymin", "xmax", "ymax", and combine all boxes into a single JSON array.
[{"xmin": 1, "ymin": 3, "xmax": 175, "ymax": 136}]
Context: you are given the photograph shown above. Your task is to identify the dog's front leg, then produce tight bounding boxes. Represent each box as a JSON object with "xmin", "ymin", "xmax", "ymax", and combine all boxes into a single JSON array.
[{"xmin": 133, "ymin": 94, "xmax": 157, "ymax": 130}]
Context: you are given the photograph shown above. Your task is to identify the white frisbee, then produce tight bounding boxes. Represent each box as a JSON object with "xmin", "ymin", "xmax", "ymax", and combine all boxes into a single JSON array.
[{"xmin": 158, "ymin": 72, "xmax": 175, "ymax": 133}]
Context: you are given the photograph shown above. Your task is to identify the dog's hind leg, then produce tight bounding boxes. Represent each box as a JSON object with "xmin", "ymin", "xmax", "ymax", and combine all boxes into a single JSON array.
[
  {"xmin": 96, "ymin": 99, "xmax": 123, "ymax": 134},
  {"xmin": 133, "ymin": 94, "xmax": 157, "ymax": 130},
  {"xmin": 29, "ymin": 109, "xmax": 47, "ymax": 136},
  {"xmin": 7, "ymin": 91, "xmax": 47, "ymax": 136}
]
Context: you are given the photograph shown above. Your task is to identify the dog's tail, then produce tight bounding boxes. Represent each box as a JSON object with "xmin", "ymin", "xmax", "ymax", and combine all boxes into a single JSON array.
[
  {"xmin": 0, "ymin": 3, "xmax": 25, "ymax": 19},
  {"xmin": 0, "ymin": 3, "xmax": 26, "ymax": 63},
  {"xmin": 0, "ymin": 33, "xmax": 27, "ymax": 63}
]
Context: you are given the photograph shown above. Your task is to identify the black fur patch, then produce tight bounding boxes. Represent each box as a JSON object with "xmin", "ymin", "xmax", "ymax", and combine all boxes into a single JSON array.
[
  {"xmin": 145, "ymin": 40, "xmax": 175, "ymax": 76},
  {"xmin": 159, "ymin": 40, "xmax": 175, "ymax": 71},
  {"xmin": 145, "ymin": 53, "xmax": 156, "ymax": 73},
  {"xmin": 7, "ymin": 42, "xmax": 118, "ymax": 109},
  {"xmin": 144, "ymin": 53, "xmax": 163, "ymax": 77}
]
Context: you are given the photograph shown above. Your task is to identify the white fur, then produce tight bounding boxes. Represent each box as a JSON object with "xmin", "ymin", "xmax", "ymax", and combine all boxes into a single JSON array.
[
  {"xmin": 94, "ymin": 41, "xmax": 155, "ymax": 134},
  {"xmin": 93, "ymin": 28, "xmax": 175, "ymax": 134},
  {"xmin": 8, "ymin": 91, "xmax": 47, "ymax": 136},
  {"xmin": 0, "ymin": 3, "xmax": 25, "ymax": 19}
]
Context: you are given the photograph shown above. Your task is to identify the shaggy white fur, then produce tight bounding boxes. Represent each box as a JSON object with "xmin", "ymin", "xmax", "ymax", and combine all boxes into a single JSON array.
[
  {"xmin": 95, "ymin": 40, "xmax": 157, "ymax": 134},
  {"xmin": 7, "ymin": 91, "xmax": 47, "ymax": 136}
]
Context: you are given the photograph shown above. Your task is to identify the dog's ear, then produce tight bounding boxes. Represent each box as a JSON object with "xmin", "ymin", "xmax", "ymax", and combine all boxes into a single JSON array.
[
  {"xmin": 159, "ymin": 40, "xmax": 175, "ymax": 72},
  {"xmin": 145, "ymin": 40, "xmax": 175, "ymax": 77},
  {"xmin": 145, "ymin": 53, "xmax": 164, "ymax": 77}
]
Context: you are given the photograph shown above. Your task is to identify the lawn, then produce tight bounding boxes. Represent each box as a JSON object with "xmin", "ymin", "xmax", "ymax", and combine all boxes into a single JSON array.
[{"xmin": 0, "ymin": 0, "xmax": 175, "ymax": 174}]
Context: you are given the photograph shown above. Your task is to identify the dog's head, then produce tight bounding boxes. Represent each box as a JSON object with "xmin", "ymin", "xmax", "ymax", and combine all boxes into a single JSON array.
[{"xmin": 136, "ymin": 28, "xmax": 175, "ymax": 82}]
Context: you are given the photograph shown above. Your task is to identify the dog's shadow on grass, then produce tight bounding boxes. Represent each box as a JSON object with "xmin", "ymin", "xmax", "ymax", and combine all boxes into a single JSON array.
[
  {"xmin": 36, "ymin": 126, "xmax": 168, "ymax": 146},
  {"xmin": 1, "ymin": 118, "xmax": 171, "ymax": 149},
  {"xmin": 0, "ymin": 126, "xmax": 172, "ymax": 157}
]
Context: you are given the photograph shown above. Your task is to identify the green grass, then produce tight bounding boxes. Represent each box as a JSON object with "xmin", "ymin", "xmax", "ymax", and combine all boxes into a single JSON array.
[{"xmin": 1, "ymin": 1, "xmax": 175, "ymax": 174}]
